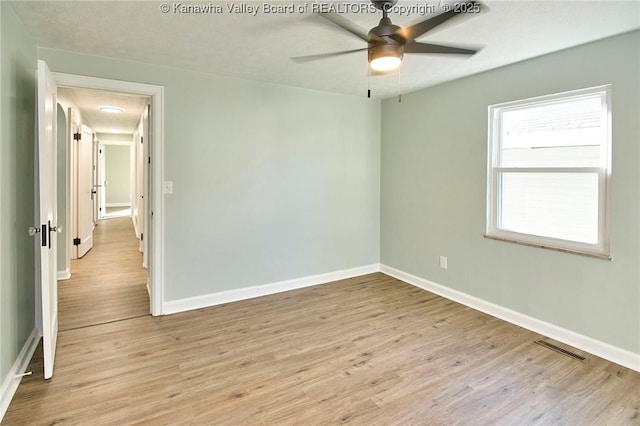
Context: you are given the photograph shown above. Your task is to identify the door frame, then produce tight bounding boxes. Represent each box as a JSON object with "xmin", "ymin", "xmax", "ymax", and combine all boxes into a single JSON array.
[{"xmin": 54, "ymin": 72, "xmax": 164, "ymax": 316}]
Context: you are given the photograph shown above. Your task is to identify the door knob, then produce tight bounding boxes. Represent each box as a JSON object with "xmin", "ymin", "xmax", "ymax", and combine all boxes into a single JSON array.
[
  {"xmin": 50, "ymin": 225, "xmax": 63, "ymax": 233},
  {"xmin": 30, "ymin": 224, "xmax": 47, "ymax": 246}
]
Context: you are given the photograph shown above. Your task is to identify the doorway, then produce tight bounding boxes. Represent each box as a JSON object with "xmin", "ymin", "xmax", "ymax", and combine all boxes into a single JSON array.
[
  {"xmin": 56, "ymin": 86, "xmax": 152, "ymax": 330},
  {"xmin": 53, "ymin": 73, "xmax": 164, "ymax": 317},
  {"xmin": 100, "ymin": 141, "xmax": 133, "ymax": 220},
  {"xmin": 103, "ymin": 143, "xmax": 131, "ymax": 219}
]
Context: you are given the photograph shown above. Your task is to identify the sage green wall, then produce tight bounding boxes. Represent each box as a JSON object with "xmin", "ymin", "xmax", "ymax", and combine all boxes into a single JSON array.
[
  {"xmin": 0, "ymin": 0, "xmax": 37, "ymax": 395},
  {"xmin": 37, "ymin": 48, "xmax": 381, "ymax": 301},
  {"xmin": 104, "ymin": 145, "xmax": 131, "ymax": 205},
  {"xmin": 381, "ymin": 31, "xmax": 640, "ymax": 354}
]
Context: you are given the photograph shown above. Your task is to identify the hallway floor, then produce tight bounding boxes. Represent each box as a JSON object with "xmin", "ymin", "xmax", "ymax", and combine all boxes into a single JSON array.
[{"xmin": 58, "ymin": 216, "xmax": 149, "ymax": 331}]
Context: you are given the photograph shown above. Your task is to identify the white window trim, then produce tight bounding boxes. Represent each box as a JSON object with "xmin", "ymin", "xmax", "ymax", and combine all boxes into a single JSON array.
[{"xmin": 486, "ymin": 85, "xmax": 612, "ymax": 259}]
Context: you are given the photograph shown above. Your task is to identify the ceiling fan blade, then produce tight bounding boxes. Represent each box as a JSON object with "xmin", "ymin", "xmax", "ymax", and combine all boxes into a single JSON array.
[
  {"xmin": 404, "ymin": 42, "xmax": 477, "ymax": 55},
  {"xmin": 291, "ymin": 47, "xmax": 369, "ymax": 63},
  {"xmin": 318, "ymin": 12, "xmax": 370, "ymax": 42},
  {"xmin": 396, "ymin": 1, "xmax": 481, "ymax": 41}
]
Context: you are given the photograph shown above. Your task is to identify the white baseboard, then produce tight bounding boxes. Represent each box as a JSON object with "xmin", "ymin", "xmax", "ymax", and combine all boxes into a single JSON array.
[
  {"xmin": 0, "ymin": 328, "xmax": 40, "ymax": 421},
  {"xmin": 163, "ymin": 264, "xmax": 380, "ymax": 315},
  {"xmin": 105, "ymin": 203, "xmax": 131, "ymax": 208},
  {"xmin": 380, "ymin": 264, "xmax": 640, "ymax": 372},
  {"xmin": 57, "ymin": 269, "xmax": 71, "ymax": 281}
]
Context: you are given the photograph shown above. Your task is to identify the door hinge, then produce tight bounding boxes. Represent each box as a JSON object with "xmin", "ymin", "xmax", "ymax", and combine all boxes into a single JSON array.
[
  {"xmin": 141, "ymin": 136, "xmax": 143, "ymax": 144},
  {"xmin": 148, "ymin": 156, "xmax": 151, "ymax": 164},
  {"xmin": 141, "ymin": 233, "xmax": 144, "ymax": 241},
  {"xmin": 73, "ymin": 132, "xmax": 81, "ymax": 141},
  {"xmin": 73, "ymin": 237, "xmax": 81, "ymax": 246}
]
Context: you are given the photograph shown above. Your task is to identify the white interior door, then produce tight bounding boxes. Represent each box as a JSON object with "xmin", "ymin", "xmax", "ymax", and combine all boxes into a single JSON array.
[
  {"xmin": 136, "ymin": 118, "xmax": 145, "ymax": 254},
  {"xmin": 97, "ymin": 143, "xmax": 106, "ymax": 219},
  {"xmin": 69, "ymin": 111, "xmax": 80, "ymax": 260},
  {"xmin": 92, "ymin": 135, "xmax": 99, "ymax": 224},
  {"xmin": 37, "ymin": 60, "xmax": 59, "ymax": 380},
  {"xmin": 76, "ymin": 124, "xmax": 94, "ymax": 258}
]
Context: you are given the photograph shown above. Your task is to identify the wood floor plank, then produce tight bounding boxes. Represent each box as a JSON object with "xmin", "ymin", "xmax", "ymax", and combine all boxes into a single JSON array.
[{"xmin": 4, "ymin": 230, "xmax": 640, "ymax": 425}]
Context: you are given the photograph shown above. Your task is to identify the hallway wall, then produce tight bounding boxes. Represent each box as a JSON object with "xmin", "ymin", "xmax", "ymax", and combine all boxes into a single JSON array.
[{"xmin": 104, "ymin": 145, "xmax": 131, "ymax": 206}]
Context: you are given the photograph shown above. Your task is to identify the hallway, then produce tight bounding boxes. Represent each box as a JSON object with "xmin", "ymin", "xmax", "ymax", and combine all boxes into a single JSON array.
[{"xmin": 59, "ymin": 216, "xmax": 149, "ymax": 331}]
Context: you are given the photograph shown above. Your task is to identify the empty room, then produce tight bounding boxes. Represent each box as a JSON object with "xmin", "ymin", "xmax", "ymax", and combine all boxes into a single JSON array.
[{"xmin": 1, "ymin": 0, "xmax": 639, "ymax": 424}]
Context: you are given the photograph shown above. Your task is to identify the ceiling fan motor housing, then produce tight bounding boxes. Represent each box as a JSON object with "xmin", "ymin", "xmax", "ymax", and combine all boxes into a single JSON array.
[
  {"xmin": 368, "ymin": 17, "xmax": 404, "ymax": 62},
  {"xmin": 368, "ymin": 42, "xmax": 404, "ymax": 63}
]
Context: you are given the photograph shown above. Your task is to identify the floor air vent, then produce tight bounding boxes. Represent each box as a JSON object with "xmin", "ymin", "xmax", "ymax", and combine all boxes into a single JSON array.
[{"xmin": 534, "ymin": 340, "xmax": 586, "ymax": 362}]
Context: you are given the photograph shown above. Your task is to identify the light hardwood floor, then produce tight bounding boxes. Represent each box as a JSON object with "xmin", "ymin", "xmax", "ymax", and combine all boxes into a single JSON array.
[
  {"xmin": 5, "ymin": 249, "xmax": 640, "ymax": 423},
  {"xmin": 58, "ymin": 216, "xmax": 149, "ymax": 331}
]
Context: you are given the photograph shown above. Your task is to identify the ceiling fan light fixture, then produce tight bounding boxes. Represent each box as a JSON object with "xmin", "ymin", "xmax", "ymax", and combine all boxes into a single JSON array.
[
  {"xmin": 370, "ymin": 55, "xmax": 402, "ymax": 71},
  {"xmin": 369, "ymin": 44, "xmax": 403, "ymax": 72}
]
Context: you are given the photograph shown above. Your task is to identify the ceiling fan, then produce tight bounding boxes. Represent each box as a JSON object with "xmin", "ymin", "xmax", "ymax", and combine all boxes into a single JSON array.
[{"xmin": 292, "ymin": 0, "xmax": 482, "ymax": 72}]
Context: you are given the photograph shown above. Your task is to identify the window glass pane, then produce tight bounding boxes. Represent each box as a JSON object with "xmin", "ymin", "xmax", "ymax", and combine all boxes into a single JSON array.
[
  {"xmin": 501, "ymin": 146, "xmax": 600, "ymax": 167},
  {"xmin": 499, "ymin": 172, "xmax": 599, "ymax": 244},
  {"xmin": 500, "ymin": 96, "xmax": 604, "ymax": 168}
]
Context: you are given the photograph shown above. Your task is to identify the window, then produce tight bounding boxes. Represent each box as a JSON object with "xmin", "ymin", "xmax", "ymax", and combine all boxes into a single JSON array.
[{"xmin": 486, "ymin": 86, "xmax": 611, "ymax": 258}]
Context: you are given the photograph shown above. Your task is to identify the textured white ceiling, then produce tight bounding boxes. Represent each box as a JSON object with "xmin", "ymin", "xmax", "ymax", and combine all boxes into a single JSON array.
[
  {"xmin": 10, "ymin": 1, "xmax": 640, "ymax": 98},
  {"xmin": 58, "ymin": 87, "xmax": 149, "ymax": 134}
]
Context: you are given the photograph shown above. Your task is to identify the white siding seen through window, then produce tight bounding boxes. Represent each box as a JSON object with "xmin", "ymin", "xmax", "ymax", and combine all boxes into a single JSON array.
[{"xmin": 486, "ymin": 86, "xmax": 611, "ymax": 257}]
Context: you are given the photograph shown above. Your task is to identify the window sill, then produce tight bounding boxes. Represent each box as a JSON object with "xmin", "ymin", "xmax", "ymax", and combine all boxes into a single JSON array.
[{"xmin": 483, "ymin": 234, "xmax": 612, "ymax": 260}]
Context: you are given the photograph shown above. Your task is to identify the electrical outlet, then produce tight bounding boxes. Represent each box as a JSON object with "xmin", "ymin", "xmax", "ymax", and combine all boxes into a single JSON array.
[{"xmin": 439, "ymin": 256, "xmax": 448, "ymax": 270}]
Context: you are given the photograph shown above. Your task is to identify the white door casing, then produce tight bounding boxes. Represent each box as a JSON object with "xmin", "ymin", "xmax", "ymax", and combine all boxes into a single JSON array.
[
  {"xmin": 37, "ymin": 60, "xmax": 59, "ymax": 379},
  {"xmin": 53, "ymin": 72, "xmax": 164, "ymax": 316}
]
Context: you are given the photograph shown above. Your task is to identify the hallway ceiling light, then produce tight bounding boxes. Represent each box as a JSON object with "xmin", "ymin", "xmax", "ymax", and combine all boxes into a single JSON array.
[{"xmin": 99, "ymin": 106, "xmax": 124, "ymax": 113}]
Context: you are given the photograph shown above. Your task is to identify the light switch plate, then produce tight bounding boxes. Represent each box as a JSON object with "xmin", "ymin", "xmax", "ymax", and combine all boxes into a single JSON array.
[{"xmin": 163, "ymin": 181, "xmax": 173, "ymax": 195}]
